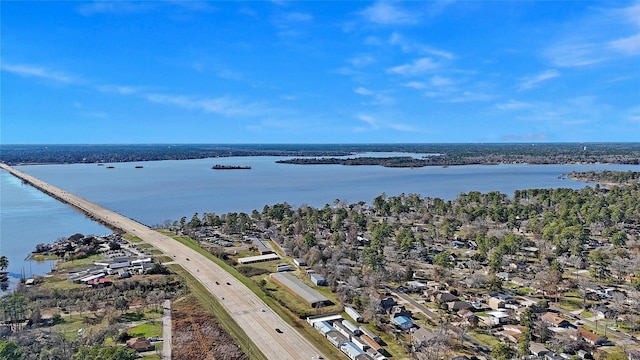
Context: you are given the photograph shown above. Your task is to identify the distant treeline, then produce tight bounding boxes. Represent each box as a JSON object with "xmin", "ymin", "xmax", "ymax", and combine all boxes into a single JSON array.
[
  {"xmin": 1, "ymin": 143, "xmax": 639, "ymax": 165},
  {"xmin": 569, "ymin": 170, "xmax": 640, "ymax": 185}
]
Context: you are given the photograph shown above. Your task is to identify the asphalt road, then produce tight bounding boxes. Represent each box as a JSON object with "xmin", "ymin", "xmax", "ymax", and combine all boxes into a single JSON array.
[
  {"xmin": 162, "ymin": 299, "xmax": 172, "ymax": 360},
  {"xmin": 2, "ymin": 163, "xmax": 325, "ymax": 360}
]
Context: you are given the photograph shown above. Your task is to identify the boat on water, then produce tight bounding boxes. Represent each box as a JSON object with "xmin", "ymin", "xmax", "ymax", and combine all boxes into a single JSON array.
[
  {"xmin": 212, "ymin": 164, "xmax": 251, "ymax": 170},
  {"xmin": 135, "ymin": 165, "xmax": 143, "ymax": 169},
  {"xmin": 106, "ymin": 166, "xmax": 115, "ymax": 169}
]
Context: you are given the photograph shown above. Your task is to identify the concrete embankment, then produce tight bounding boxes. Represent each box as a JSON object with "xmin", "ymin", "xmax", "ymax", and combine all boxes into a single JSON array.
[{"xmin": 0, "ymin": 163, "xmax": 325, "ymax": 360}]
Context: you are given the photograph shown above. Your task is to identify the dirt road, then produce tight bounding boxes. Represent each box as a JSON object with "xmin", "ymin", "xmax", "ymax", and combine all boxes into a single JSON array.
[{"xmin": 1, "ymin": 163, "xmax": 325, "ymax": 360}]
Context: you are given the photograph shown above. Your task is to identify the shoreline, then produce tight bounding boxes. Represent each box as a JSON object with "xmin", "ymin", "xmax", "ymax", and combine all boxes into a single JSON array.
[{"xmin": 0, "ymin": 162, "xmax": 326, "ymax": 359}]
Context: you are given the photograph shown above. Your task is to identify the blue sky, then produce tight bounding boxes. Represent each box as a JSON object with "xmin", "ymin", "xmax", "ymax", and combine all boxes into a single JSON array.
[{"xmin": 1, "ymin": 1, "xmax": 639, "ymax": 144}]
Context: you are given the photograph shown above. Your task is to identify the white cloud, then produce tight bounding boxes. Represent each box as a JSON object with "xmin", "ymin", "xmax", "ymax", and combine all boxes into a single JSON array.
[
  {"xmin": 353, "ymin": 87, "xmax": 395, "ymax": 106},
  {"xmin": 403, "ymin": 81, "xmax": 426, "ymax": 89},
  {"xmin": 609, "ymin": 33, "xmax": 640, "ymax": 55},
  {"xmin": 495, "ymin": 100, "xmax": 532, "ymax": 111},
  {"xmin": 357, "ymin": 114, "xmax": 379, "ymax": 129},
  {"xmin": 354, "ymin": 87, "xmax": 373, "ymax": 96},
  {"xmin": 430, "ymin": 75, "xmax": 453, "ymax": 87},
  {"xmin": 387, "ymin": 57, "xmax": 439, "ymax": 76},
  {"xmin": 349, "ymin": 55, "xmax": 375, "ymax": 68},
  {"xmin": 281, "ymin": 12, "xmax": 313, "ymax": 22},
  {"xmin": 446, "ymin": 91, "xmax": 497, "ymax": 103},
  {"xmin": 387, "ymin": 32, "xmax": 454, "ymax": 59},
  {"xmin": 97, "ymin": 85, "xmax": 138, "ymax": 95},
  {"xmin": 627, "ymin": 106, "xmax": 640, "ymax": 122},
  {"xmin": 544, "ymin": 3, "xmax": 640, "ymax": 67},
  {"xmin": 355, "ymin": 113, "xmax": 416, "ymax": 132},
  {"xmin": 144, "ymin": 93, "xmax": 267, "ymax": 117},
  {"xmin": 518, "ymin": 70, "xmax": 560, "ymax": 91},
  {"xmin": 544, "ymin": 43, "xmax": 605, "ymax": 67},
  {"xmin": 1, "ymin": 63, "xmax": 79, "ymax": 83},
  {"xmin": 77, "ymin": 1, "xmax": 153, "ymax": 16},
  {"xmin": 359, "ymin": 1, "xmax": 419, "ymax": 25}
]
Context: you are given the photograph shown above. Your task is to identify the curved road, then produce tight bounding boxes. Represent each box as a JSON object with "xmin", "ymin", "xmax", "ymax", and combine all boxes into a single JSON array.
[{"xmin": 2, "ymin": 163, "xmax": 325, "ymax": 360}]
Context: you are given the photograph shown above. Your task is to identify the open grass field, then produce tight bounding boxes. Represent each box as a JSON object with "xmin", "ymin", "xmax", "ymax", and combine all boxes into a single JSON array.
[
  {"xmin": 127, "ymin": 321, "xmax": 162, "ymax": 338},
  {"xmin": 55, "ymin": 254, "xmax": 104, "ymax": 271}
]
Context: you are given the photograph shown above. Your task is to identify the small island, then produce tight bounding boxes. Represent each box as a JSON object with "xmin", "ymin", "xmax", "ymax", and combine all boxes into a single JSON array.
[{"xmin": 212, "ymin": 164, "xmax": 251, "ymax": 170}]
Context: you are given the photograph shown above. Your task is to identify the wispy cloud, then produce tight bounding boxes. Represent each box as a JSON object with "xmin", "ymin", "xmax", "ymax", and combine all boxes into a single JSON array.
[
  {"xmin": 627, "ymin": 106, "xmax": 640, "ymax": 122},
  {"xmin": 388, "ymin": 32, "xmax": 454, "ymax": 59},
  {"xmin": 544, "ymin": 3, "xmax": 640, "ymax": 67},
  {"xmin": 1, "ymin": 63, "xmax": 79, "ymax": 83},
  {"xmin": 609, "ymin": 33, "xmax": 640, "ymax": 55},
  {"xmin": 353, "ymin": 87, "xmax": 395, "ymax": 106},
  {"xmin": 495, "ymin": 100, "xmax": 532, "ymax": 111},
  {"xmin": 97, "ymin": 85, "xmax": 138, "ymax": 95},
  {"xmin": 359, "ymin": 1, "xmax": 419, "ymax": 25},
  {"xmin": 446, "ymin": 91, "xmax": 497, "ymax": 103},
  {"xmin": 348, "ymin": 55, "xmax": 376, "ymax": 68},
  {"xmin": 355, "ymin": 113, "xmax": 417, "ymax": 132},
  {"xmin": 518, "ymin": 70, "xmax": 560, "ymax": 91},
  {"xmin": 387, "ymin": 57, "xmax": 439, "ymax": 76},
  {"xmin": 77, "ymin": 1, "xmax": 154, "ymax": 16},
  {"xmin": 144, "ymin": 93, "xmax": 269, "ymax": 118}
]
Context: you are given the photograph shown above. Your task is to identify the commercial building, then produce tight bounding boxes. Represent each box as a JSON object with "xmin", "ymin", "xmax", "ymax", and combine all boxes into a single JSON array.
[
  {"xmin": 270, "ymin": 272, "xmax": 331, "ymax": 307},
  {"xmin": 345, "ymin": 306, "xmax": 363, "ymax": 323},
  {"xmin": 238, "ymin": 253, "xmax": 280, "ymax": 265}
]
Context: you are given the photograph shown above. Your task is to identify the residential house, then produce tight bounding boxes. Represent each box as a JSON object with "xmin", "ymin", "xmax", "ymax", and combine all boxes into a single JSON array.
[
  {"xmin": 482, "ymin": 311, "xmax": 510, "ymax": 326},
  {"xmin": 447, "ymin": 301, "xmax": 473, "ymax": 312},
  {"xmin": 541, "ymin": 312, "xmax": 571, "ymax": 328},
  {"xmin": 126, "ymin": 337, "xmax": 154, "ymax": 352},
  {"xmin": 380, "ymin": 297, "xmax": 397, "ymax": 313},
  {"xmin": 488, "ymin": 297, "xmax": 505, "ymax": 310},
  {"xmin": 545, "ymin": 352, "xmax": 565, "ymax": 360},
  {"xmin": 411, "ymin": 327, "xmax": 435, "ymax": 345},
  {"xmin": 529, "ymin": 342, "xmax": 550, "ymax": 357},
  {"xmin": 434, "ymin": 292, "xmax": 459, "ymax": 303},
  {"xmin": 575, "ymin": 328, "xmax": 607, "ymax": 346},
  {"xmin": 392, "ymin": 316, "xmax": 413, "ymax": 330}
]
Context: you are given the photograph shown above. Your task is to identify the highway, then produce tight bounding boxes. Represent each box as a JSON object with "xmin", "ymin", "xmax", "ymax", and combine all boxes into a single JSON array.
[{"xmin": 1, "ymin": 163, "xmax": 325, "ymax": 360}]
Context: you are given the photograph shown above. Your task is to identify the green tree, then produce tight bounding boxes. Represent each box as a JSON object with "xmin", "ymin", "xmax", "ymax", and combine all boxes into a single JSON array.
[
  {"xmin": 395, "ymin": 228, "xmax": 415, "ymax": 251},
  {"xmin": 492, "ymin": 343, "xmax": 515, "ymax": 360},
  {"xmin": 0, "ymin": 340, "xmax": 22, "ymax": 360},
  {"xmin": 302, "ymin": 232, "xmax": 317, "ymax": 250},
  {"xmin": 588, "ymin": 250, "xmax": 611, "ymax": 281},
  {"xmin": 0, "ymin": 256, "xmax": 8, "ymax": 272},
  {"xmin": 433, "ymin": 251, "xmax": 453, "ymax": 269},
  {"xmin": 72, "ymin": 345, "xmax": 138, "ymax": 360}
]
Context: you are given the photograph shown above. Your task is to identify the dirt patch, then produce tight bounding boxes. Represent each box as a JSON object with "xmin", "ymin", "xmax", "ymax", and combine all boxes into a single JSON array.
[{"xmin": 172, "ymin": 296, "xmax": 247, "ymax": 360}]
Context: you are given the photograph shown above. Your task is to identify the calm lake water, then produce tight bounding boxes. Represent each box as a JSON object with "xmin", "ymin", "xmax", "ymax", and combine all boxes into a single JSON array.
[{"xmin": 2, "ymin": 155, "xmax": 639, "ymax": 290}]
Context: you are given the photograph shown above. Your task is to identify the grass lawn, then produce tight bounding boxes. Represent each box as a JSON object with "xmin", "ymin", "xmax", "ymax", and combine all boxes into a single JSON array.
[
  {"xmin": 56, "ymin": 254, "xmax": 105, "ymax": 271},
  {"xmin": 30, "ymin": 253, "xmax": 60, "ymax": 261},
  {"xmin": 123, "ymin": 234, "xmax": 143, "ymax": 243},
  {"xmin": 40, "ymin": 273, "xmax": 86, "ymax": 291},
  {"xmin": 127, "ymin": 321, "xmax": 162, "ymax": 338},
  {"xmin": 469, "ymin": 331, "xmax": 501, "ymax": 348},
  {"xmin": 141, "ymin": 355, "xmax": 161, "ymax": 360}
]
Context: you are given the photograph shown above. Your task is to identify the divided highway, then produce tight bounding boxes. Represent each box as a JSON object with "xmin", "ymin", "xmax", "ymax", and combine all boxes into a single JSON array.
[{"xmin": 1, "ymin": 163, "xmax": 325, "ymax": 360}]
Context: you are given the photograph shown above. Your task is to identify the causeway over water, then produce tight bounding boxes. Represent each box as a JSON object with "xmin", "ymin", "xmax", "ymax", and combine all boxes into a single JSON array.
[{"xmin": 1, "ymin": 163, "xmax": 325, "ymax": 360}]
